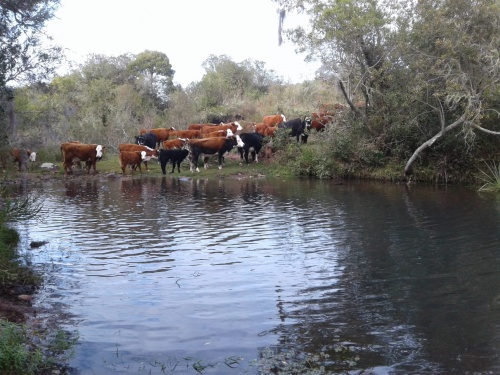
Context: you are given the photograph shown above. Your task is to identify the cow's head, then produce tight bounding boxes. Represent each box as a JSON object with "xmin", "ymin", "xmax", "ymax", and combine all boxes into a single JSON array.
[
  {"xmin": 304, "ymin": 116, "xmax": 312, "ymax": 130},
  {"xmin": 226, "ymin": 129, "xmax": 234, "ymax": 137},
  {"xmin": 28, "ymin": 151, "xmax": 36, "ymax": 162},
  {"xmin": 95, "ymin": 145, "xmax": 104, "ymax": 159},
  {"xmin": 140, "ymin": 151, "xmax": 147, "ymax": 160},
  {"xmin": 234, "ymin": 122, "xmax": 243, "ymax": 131},
  {"xmin": 281, "ymin": 114, "xmax": 287, "ymax": 122}
]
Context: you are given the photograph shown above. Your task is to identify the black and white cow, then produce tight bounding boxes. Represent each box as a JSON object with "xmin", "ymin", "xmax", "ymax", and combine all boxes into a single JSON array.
[
  {"xmin": 159, "ymin": 149, "xmax": 189, "ymax": 174},
  {"xmin": 279, "ymin": 117, "xmax": 312, "ymax": 143},
  {"xmin": 238, "ymin": 132, "xmax": 264, "ymax": 164},
  {"xmin": 187, "ymin": 134, "xmax": 244, "ymax": 172},
  {"xmin": 135, "ymin": 132, "xmax": 158, "ymax": 150}
]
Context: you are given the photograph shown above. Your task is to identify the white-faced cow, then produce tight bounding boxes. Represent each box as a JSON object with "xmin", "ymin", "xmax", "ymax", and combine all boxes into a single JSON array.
[
  {"xmin": 200, "ymin": 122, "xmax": 243, "ymax": 137},
  {"xmin": 162, "ymin": 138, "xmax": 188, "ymax": 150},
  {"xmin": 118, "ymin": 144, "xmax": 158, "ymax": 171},
  {"xmin": 60, "ymin": 143, "xmax": 105, "ymax": 175},
  {"xmin": 279, "ymin": 117, "xmax": 312, "ymax": 143},
  {"xmin": 238, "ymin": 133, "xmax": 264, "ymax": 164},
  {"xmin": 159, "ymin": 149, "xmax": 189, "ymax": 174},
  {"xmin": 263, "ymin": 114, "xmax": 286, "ymax": 127},
  {"xmin": 119, "ymin": 150, "xmax": 148, "ymax": 175},
  {"xmin": 187, "ymin": 134, "xmax": 244, "ymax": 172},
  {"xmin": 10, "ymin": 148, "xmax": 36, "ymax": 171}
]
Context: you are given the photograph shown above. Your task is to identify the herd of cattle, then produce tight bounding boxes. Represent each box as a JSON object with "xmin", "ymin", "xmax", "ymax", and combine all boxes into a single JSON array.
[{"xmin": 6, "ymin": 109, "xmax": 342, "ymax": 176}]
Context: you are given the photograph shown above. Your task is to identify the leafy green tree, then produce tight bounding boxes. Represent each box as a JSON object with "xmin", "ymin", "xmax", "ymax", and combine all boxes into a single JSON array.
[{"xmin": 127, "ymin": 50, "xmax": 175, "ymax": 108}]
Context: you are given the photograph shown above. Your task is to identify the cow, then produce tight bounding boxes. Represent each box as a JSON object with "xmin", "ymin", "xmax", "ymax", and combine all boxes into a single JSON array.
[
  {"xmin": 237, "ymin": 132, "xmax": 264, "ymax": 164},
  {"xmin": 10, "ymin": 148, "xmax": 36, "ymax": 171},
  {"xmin": 168, "ymin": 130, "xmax": 201, "ymax": 139},
  {"xmin": 140, "ymin": 127, "xmax": 176, "ymax": 148},
  {"xmin": 309, "ymin": 116, "xmax": 333, "ymax": 132},
  {"xmin": 278, "ymin": 117, "xmax": 312, "ymax": 143},
  {"xmin": 187, "ymin": 134, "xmax": 244, "ymax": 172},
  {"xmin": 254, "ymin": 123, "xmax": 278, "ymax": 138},
  {"xmin": 135, "ymin": 132, "xmax": 158, "ymax": 150},
  {"xmin": 60, "ymin": 142, "xmax": 105, "ymax": 175},
  {"xmin": 205, "ymin": 128, "xmax": 234, "ymax": 138},
  {"xmin": 118, "ymin": 144, "xmax": 158, "ymax": 171},
  {"xmin": 187, "ymin": 123, "xmax": 217, "ymax": 131},
  {"xmin": 119, "ymin": 150, "xmax": 148, "ymax": 175},
  {"xmin": 263, "ymin": 114, "xmax": 286, "ymax": 127},
  {"xmin": 158, "ymin": 149, "xmax": 189, "ymax": 174},
  {"xmin": 162, "ymin": 138, "xmax": 188, "ymax": 150},
  {"xmin": 200, "ymin": 121, "xmax": 242, "ymax": 136}
]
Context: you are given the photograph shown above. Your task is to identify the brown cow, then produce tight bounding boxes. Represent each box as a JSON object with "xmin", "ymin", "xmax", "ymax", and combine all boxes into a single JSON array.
[
  {"xmin": 162, "ymin": 138, "xmax": 188, "ymax": 150},
  {"xmin": 186, "ymin": 134, "xmax": 244, "ymax": 172},
  {"xmin": 254, "ymin": 123, "xmax": 277, "ymax": 138},
  {"xmin": 10, "ymin": 148, "xmax": 36, "ymax": 171},
  {"xmin": 200, "ymin": 121, "xmax": 242, "ymax": 136},
  {"xmin": 140, "ymin": 127, "xmax": 176, "ymax": 148},
  {"xmin": 187, "ymin": 123, "xmax": 217, "ymax": 131},
  {"xmin": 263, "ymin": 114, "xmax": 286, "ymax": 127},
  {"xmin": 309, "ymin": 116, "xmax": 333, "ymax": 132},
  {"xmin": 118, "ymin": 144, "xmax": 158, "ymax": 171},
  {"xmin": 205, "ymin": 129, "xmax": 233, "ymax": 138},
  {"xmin": 60, "ymin": 143, "xmax": 105, "ymax": 175},
  {"xmin": 119, "ymin": 151, "xmax": 148, "ymax": 175},
  {"xmin": 169, "ymin": 130, "xmax": 201, "ymax": 139}
]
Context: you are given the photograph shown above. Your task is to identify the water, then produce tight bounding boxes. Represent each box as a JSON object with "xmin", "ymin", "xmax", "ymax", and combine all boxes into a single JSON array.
[{"xmin": 12, "ymin": 176, "xmax": 500, "ymax": 374}]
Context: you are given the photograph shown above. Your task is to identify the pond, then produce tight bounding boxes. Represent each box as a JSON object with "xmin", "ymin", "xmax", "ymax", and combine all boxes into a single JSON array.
[{"xmin": 12, "ymin": 175, "xmax": 500, "ymax": 374}]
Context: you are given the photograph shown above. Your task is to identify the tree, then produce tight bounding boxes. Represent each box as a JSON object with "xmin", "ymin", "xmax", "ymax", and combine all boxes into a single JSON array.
[
  {"xmin": 274, "ymin": 0, "xmax": 500, "ymax": 176},
  {"xmin": 127, "ymin": 50, "xmax": 175, "ymax": 108},
  {"xmin": 0, "ymin": 0, "xmax": 62, "ymax": 145}
]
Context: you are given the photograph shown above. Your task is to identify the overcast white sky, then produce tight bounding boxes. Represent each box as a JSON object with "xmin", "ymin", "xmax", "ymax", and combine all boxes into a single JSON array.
[{"xmin": 45, "ymin": 0, "xmax": 320, "ymax": 87}]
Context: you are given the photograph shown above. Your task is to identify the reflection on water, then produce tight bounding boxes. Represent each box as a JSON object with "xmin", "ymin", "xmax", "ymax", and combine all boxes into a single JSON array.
[{"xmin": 13, "ymin": 176, "xmax": 500, "ymax": 374}]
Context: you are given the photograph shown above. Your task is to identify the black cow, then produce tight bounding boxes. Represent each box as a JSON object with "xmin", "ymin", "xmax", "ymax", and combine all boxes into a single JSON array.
[
  {"xmin": 279, "ymin": 117, "xmax": 312, "ymax": 143},
  {"xmin": 238, "ymin": 133, "xmax": 264, "ymax": 164},
  {"xmin": 135, "ymin": 132, "xmax": 158, "ymax": 149},
  {"xmin": 159, "ymin": 149, "xmax": 189, "ymax": 174}
]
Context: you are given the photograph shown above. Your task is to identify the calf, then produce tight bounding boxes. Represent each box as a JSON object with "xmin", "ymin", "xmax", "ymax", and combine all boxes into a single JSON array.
[
  {"xmin": 162, "ymin": 138, "xmax": 188, "ymax": 150},
  {"xmin": 10, "ymin": 148, "xmax": 36, "ymax": 171},
  {"xmin": 118, "ymin": 144, "xmax": 158, "ymax": 171},
  {"xmin": 200, "ymin": 121, "xmax": 242, "ymax": 136},
  {"xmin": 60, "ymin": 142, "xmax": 105, "ymax": 175},
  {"xmin": 238, "ymin": 133, "xmax": 264, "ymax": 164},
  {"xmin": 119, "ymin": 150, "xmax": 147, "ymax": 175},
  {"xmin": 159, "ymin": 149, "xmax": 189, "ymax": 174},
  {"xmin": 187, "ymin": 134, "xmax": 244, "ymax": 172},
  {"xmin": 279, "ymin": 117, "xmax": 312, "ymax": 143}
]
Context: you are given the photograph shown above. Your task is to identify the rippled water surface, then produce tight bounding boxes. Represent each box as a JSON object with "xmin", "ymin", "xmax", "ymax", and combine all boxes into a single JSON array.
[{"xmin": 13, "ymin": 176, "xmax": 500, "ymax": 374}]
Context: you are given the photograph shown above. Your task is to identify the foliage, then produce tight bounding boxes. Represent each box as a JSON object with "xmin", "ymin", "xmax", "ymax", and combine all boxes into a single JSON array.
[
  {"xmin": 0, "ymin": 0, "xmax": 63, "ymax": 147},
  {"xmin": 477, "ymin": 161, "xmax": 500, "ymax": 193},
  {"xmin": 0, "ymin": 320, "xmax": 44, "ymax": 375},
  {"xmin": 274, "ymin": 0, "xmax": 500, "ymax": 176}
]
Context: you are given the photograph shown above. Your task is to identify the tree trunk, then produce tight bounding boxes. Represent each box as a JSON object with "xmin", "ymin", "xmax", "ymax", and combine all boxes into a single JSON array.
[{"xmin": 404, "ymin": 114, "xmax": 467, "ymax": 175}]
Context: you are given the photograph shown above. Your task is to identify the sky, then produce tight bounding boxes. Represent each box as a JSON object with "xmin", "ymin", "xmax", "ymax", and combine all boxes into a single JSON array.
[{"xmin": 45, "ymin": 0, "xmax": 321, "ymax": 87}]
